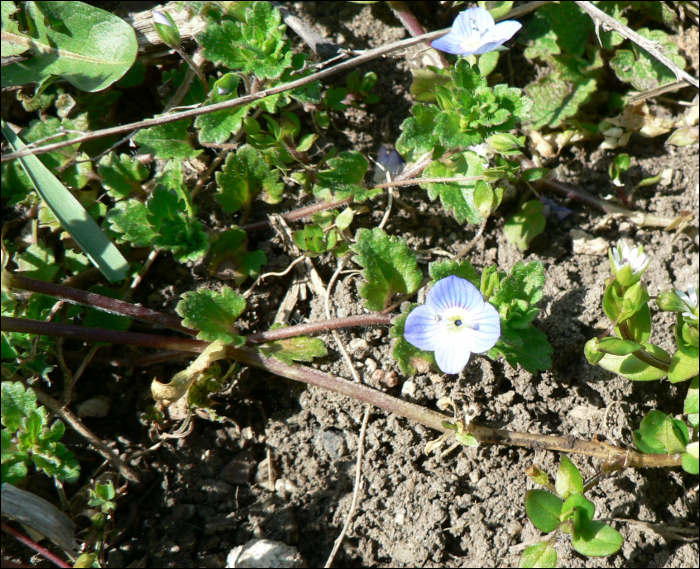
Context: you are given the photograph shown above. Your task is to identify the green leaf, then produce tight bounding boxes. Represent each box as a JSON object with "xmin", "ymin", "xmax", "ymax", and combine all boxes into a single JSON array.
[
  {"xmin": 595, "ymin": 343, "xmax": 670, "ymax": 381},
  {"xmin": 97, "ymin": 152, "xmax": 149, "ymax": 201},
  {"xmin": 390, "ymin": 309, "xmax": 436, "ymax": 375},
  {"xmin": 104, "ymin": 199, "xmax": 158, "ymax": 248},
  {"xmin": 522, "ymin": 168, "xmax": 549, "ymax": 182},
  {"xmin": 16, "ymin": 241, "xmax": 59, "ymax": 282},
  {"xmin": 634, "ymin": 410, "xmax": 669, "ymax": 454},
  {"xmin": 352, "ymin": 228, "xmax": 422, "ymax": 312},
  {"xmin": 490, "ymin": 327, "xmax": 552, "ymax": 373},
  {"xmin": 521, "ymin": 2, "xmax": 593, "ymax": 61},
  {"xmin": 1, "ymin": 1, "xmax": 138, "ymax": 92},
  {"xmin": 195, "ymin": 75, "xmax": 254, "ymax": 145},
  {"xmin": 519, "ymin": 542, "xmax": 557, "ymax": 568},
  {"xmin": 1, "ymin": 382, "xmax": 38, "ymax": 432},
  {"xmin": 571, "ymin": 521, "xmax": 623, "ymax": 557},
  {"xmin": 656, "ymin": 417, "xmax": 689, "ymax": 455},
  {"xmin": 609, "ymin": 28, "xmax": 687, "ymax": 91},
  {"xmin": 504, "ymin": 201, "xmax": 546, "ymax": 251},
  {"xmin": 293, "ymin": 225, "xmax": 337, "ymax": 256},
  {"xmin": 147, "ymin": 187, "xmax": 209, "ymax": 262},
  {"xmin": 560, "ymin": 493, "xmax": 595, "ymax": 535},
  {"xmin": 429, "ymin": 259, "xmax": 480, "ymax": 289},
  {"xmin": 133, "ymin": 120, "xmax": 202, "ymax": 160},
  {"xmin": 259, "ymin": 334, "xmax": 327, "ymax": 365},
  {"xmin": 216, "ymin": 145, "xmax": 284, "ymax": 218},
  {"xmin": 421, "ymin": 152, "xmax": 486, "ymax": 224},
  {"xmin": 682, "ymin": 450, "xmax": 698, "ymax": 474},
  {"xmin": 396, "ymin": 104, "xmax": 441, "ymax": 162},
  {"xmin": 2, "ymin": 121, "xmax": 129, "ymax": 282},
  {"xmin": 315, "ymin": 151, "xmax": 378, "ymax": 203},
  {"xmin": 209, "ymin": 227, "xmax": 267, "ymax": 286},
  {"xmin": 555, "ymin": 455, "xmax": 583, "ymax": 500},
  {"xmin": 176, "ymin": 287, "xmax": 246, "ymax": 345},
  {"xmin": 525, "ymin": 489, "xmax": 562, "ymax": 534},
  {"xmin": 526, "ymin": 71, "xmax": 597, "ymax": 130},
  {"xmin": 668, "ymin": 350, "xmax": 699, "ymax": 383},
  {"xmin": 685, "ymin": 376, "xmax": 699, "ymax": 424},
  {"xmin": 198, "ymin": 2, "xmax": 293, "ymax": 80},
  {"xmin": 597, "ymin": 337, "xmax": 643, "ymax": 356}
]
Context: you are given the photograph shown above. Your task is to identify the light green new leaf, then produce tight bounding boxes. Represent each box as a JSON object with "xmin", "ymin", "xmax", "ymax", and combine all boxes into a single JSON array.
[
  {"xmin": 197, "ymin": 2, "xmax": 292, "ymax": 80},
  {"xmin": 352, "ymin": 228, "xmax": 422, "ymax": 312},
  {"xmin": 176, "ymin": 287, "xmax": 246, "ymax": 345},
  {"xmin": 133, "ymin": 120, "xmax": 202, "ymax": 160},
  {"xmin": 421, "ymin": 152, "xmax": 486, "ymax": 224},
  {"xmin": 504, "ymin": 201, "xmax": 546, "ymax": 251},
  {"xmin": 555, "ymin": 455, "xmax": 584, "ymax": 500},
  {"xmin": 104, "ymin": 200, "xmax": 158, "ymax": 247},
  {"xmin": 571, "ymin": 522, "xmax": 623, "ymax": 557},
  {"xmin": 16, "ymin": 241, "xmax": 59, "ymax": 282},
  {"xmin": 2, "ymin": 121, "xmax": 128, "ymax": 282},
  {"xmin": 609, "ymin": 28, "xmax": 687, "ymax": 91},
  {"xmin": 315, "ymin": 151, "xmax": 378, "ymax": 203},
  {"xmin": 524, "ymin": 489, "xmax": 562, "ymax": 534},
  {"xmin": 97, "ymin": 153, "xmax": 149, "ymax": 201},
  {"xmin": 1, "ymin": 1, "xmax": 138, "ymax": 92},
  {"xmin": 526, "ymin": 73, "xmax": 597, "ymax": 130},
  {"xmin": 259, "ymin": 334, "xmax": 327, "ymax": 365},
  {"xmin": 216, "ymin": 145, "xmax": 284, "ymax": 219},
  {"xmin": 519, "ymin": 542, "xmax": 557, "ymax": 568}
]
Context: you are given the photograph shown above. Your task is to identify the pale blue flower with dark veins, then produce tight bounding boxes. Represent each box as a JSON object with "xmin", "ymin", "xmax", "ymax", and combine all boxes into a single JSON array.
[
  {"xmin": 432, "ymin": 7, "xmax": 522, "ymax": 56},
  {"xmin": 404, "ymin": 275, "xmax": 501, "ymax": 374}
]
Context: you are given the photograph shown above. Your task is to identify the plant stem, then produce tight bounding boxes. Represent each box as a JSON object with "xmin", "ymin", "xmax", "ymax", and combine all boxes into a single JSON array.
[
  {"xmin": 4, "ymin": 317, "xmax": 682, "ymax": 468},
  {"xmin": 618, "ymin": 321, "xmax": 671, "ymax": 372},
  {"xmin": 5, "ymin": 274, "xmax": 392, "ymax": 343},
  {"xmin": 246, "ymin": 314, "xmax": 392, "ymax": 344},
  {"xmin": 5, "ymin": 273, "xmax": 195, "ymax": 335}
]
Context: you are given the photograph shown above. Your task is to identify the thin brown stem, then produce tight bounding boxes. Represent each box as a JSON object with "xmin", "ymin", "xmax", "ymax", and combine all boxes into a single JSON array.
[{"xmin": 3, "ymin": 317, "xmax": 682, "ymax": 469}]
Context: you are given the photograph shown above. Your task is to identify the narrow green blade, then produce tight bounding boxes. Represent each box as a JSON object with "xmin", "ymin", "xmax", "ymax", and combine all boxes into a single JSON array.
[{"xmin": 2, "ymin": 121, "xmax": 129, "ymax": 282}]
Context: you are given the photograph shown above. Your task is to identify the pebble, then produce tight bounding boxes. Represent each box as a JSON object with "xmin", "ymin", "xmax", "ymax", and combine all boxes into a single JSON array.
[{"xmin": 226, "ymin": 539, "xmax": 305, "ymax": 568}]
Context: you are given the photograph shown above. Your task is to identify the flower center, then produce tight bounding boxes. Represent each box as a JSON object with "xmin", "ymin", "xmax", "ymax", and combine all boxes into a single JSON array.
[{"xmin": 455, "ymin": 319, "xmax": 462, "ymax": 326}]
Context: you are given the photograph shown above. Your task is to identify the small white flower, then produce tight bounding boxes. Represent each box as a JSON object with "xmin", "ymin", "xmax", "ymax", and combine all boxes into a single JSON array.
[
  {"xmin": 432, "ymin": 7, "xmax": 522, "ymax": 56},
  {"xmin": 153, "ymin": 11, "xmax": 175, "ymax": 28},
  {"xmin": 610, "ymin": 240, "xmax": 649, "ymax": 276},
  {"xmin": 675, "ymin": 286, "xmax": 699, "ymax": 322},
  {"xmin": 404, "ymin": 275, "xmax": 501, "ymax": 374}
]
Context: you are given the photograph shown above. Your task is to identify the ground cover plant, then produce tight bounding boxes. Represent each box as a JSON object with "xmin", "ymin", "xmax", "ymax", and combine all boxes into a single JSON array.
[{"xmin": 1, "ymin": 1, "xmax": 698, "ymax": 567}]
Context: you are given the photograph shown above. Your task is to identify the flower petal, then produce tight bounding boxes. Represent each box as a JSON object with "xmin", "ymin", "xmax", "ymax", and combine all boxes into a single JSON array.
[
  {"xmin": 461, "ymin": 301, "xmax": 501, "ymax": 353},
  {"xmin": 479, "ymin": 20, "xmax": 522, "ymax": 47},
  {"xmin": 455, "ymin": 7, "xmax": 495, "ymax": 38},
  {"xmin": 434, "ymin": 338, "xmax": 472, "ymax": 374},
  {"xmin": 426, "ymin": 275, "xmax": 483, "ymax": 314},
  {"xmin": 431, "ymin": 33, "xmax": 467, "ymax": 55},
  {"xmin": 404, "ymin": 304, "xmax": 443, "ymax": 351}
]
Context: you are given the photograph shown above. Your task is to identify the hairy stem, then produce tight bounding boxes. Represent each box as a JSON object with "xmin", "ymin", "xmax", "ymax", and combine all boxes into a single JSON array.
[{"xmin": 4, "ymin": 317, "xmax": 682, "ymax": 469}]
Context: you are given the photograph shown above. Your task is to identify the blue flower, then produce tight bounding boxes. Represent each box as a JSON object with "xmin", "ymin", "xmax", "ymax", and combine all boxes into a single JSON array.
[
  {"xmin": 404, "ymin": 275, "xmax": 501, "ymax": 374},
  {"xmin": 432, "ymin": 7, "xmax": 522, "ymax": 56}
]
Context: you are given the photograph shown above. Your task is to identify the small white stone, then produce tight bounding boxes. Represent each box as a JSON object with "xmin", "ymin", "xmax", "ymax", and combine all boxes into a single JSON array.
[
  {"xmin": 401, "ymin": 380, "xmax": 417, "ymax": 398},
  {"xmin": 226, "ymin": 539, "xmax": 305, "ymax": 568},
  {"xmin": 364, "ymin": 358, "xmax": 378, "ymax": 374},
  {"xmin": 348, "ymin": 338, "xmax": 369, "ymax": 358},
  {"xmin": 76, "ymin": 396, "xmax": 110, "ymax": 418},
  {"xmin": 570, "ymin": 229, "xmax": 608, "ymax": 256}
]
